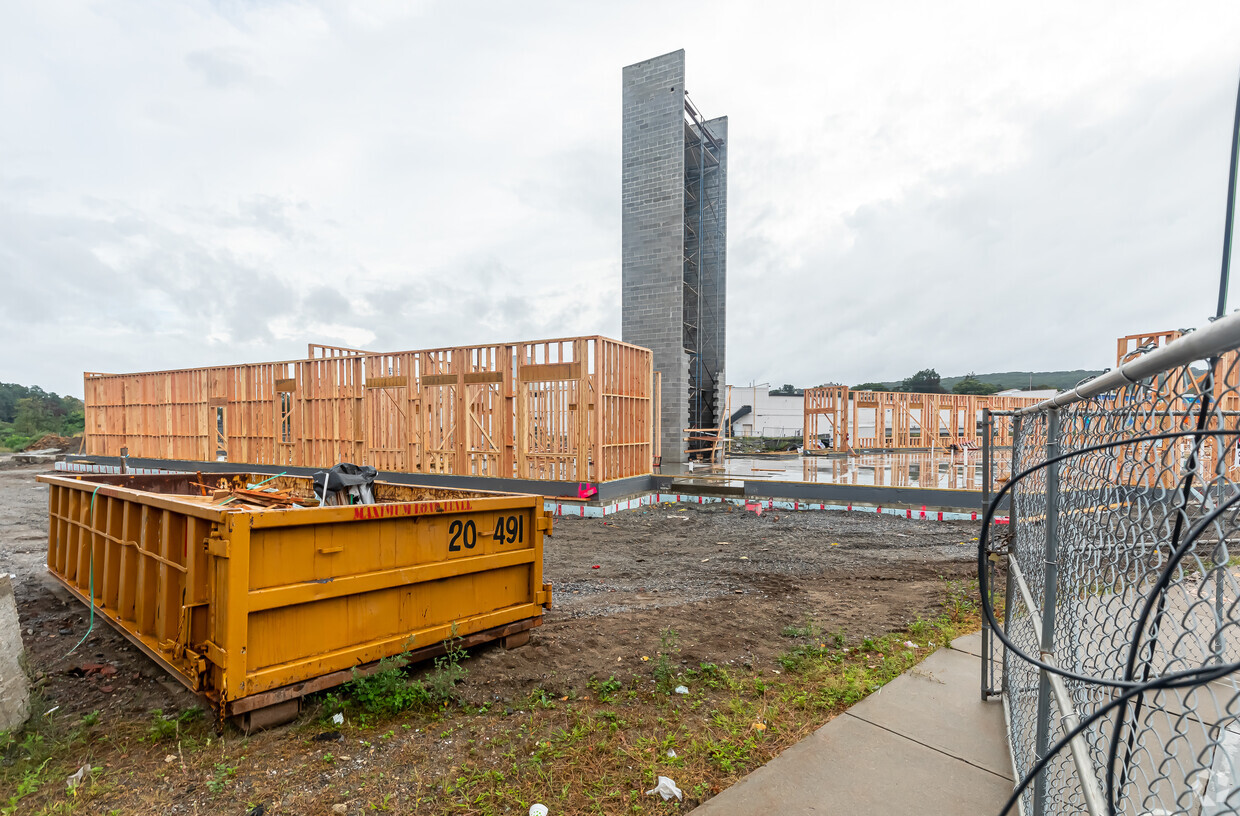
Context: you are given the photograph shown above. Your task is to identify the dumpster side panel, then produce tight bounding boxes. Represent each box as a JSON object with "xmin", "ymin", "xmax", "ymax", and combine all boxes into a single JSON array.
[
  {"xmin": 244, "ymin": 563, "xmax": 533, "ymax": 676},
  {"xmin": 42, "ymin": 479, "xmax": 215, "ymax": 692},
  {"xmin": 233, "ymin": 501, "xmax": 546, "ymax": 698}
]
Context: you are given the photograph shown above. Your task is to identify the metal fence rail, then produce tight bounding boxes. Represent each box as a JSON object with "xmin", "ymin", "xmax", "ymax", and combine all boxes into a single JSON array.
[{"xmin": 982, "ymin": 310, "xmax": 1240, "ymax": 815}]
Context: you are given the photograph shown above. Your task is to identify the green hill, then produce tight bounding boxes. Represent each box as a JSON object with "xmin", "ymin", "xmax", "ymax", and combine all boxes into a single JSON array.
[
  {"xmin": 938, "ymin": 370, "xmax": 1105, "ymax": 392},
  {"xmin": 868, "ymin": 370, "xmax": 1105, "ymax": 392}
]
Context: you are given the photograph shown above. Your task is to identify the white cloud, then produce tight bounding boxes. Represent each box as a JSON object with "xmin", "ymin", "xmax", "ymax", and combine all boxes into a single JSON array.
[{"xmin": 1, "ymin": 0, "xmax": 1238, "ymax": 396}]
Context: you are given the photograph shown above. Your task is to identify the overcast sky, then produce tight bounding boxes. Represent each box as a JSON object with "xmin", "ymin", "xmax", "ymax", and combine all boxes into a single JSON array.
[{"xmin": 3, "ymin": 1, "xmax": 1239, "ymax": 397}]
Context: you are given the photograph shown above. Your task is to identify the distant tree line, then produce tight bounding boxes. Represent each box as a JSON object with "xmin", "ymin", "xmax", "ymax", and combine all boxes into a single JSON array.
[
  {"xmin": 769, "ymin": 369, "xmax": 1068, "ymax": 400},
  {"xmin": 0, "ymin": 383, "xmax": 84, "ymax": 451},
  {"xmin": 853, "ymin": 369, "xmax": 1055, "ymax": 395},
  {"xmin": 854, "ymin": 369, "xmax": 996, "ymax": 394}
]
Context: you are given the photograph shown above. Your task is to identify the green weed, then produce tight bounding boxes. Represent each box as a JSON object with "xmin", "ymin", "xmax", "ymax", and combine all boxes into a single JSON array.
[
  {"xmin": 653, "ymin": 627, "xmax": 680, "ymax": 693},
  {"xmin": 587, "ymin": 675, "xmax": 623, "ymax": 703},
  {"xmin": 143, "ymin": 707, "xmax": 204, "ymax": 742},
  {"xmin": 206, "ymin": 761, "xmax": 237, "ymax": 794},
  {"xmin": 528, "ymin": 688, "xmax": 557, "ymax": 710},
  {"xmin": 338, "ymin": 635, "xmax": 468, "ymax": 720},
  {"xmin": 346, "ymin": 655, "xmax": 431, "ymax": 717},
  {"xmin": 780, "ymin": 616, "xmax": 820, "ymax": 640}
]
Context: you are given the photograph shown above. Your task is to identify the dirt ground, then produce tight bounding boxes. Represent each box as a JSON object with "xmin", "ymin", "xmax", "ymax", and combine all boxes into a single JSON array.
[
  {"xmin": 2, "ymin": 461, "xmax": 987, "ymax": 808},
  {"xmin": 1, "ymin": 462, "xmax": 978, "ymax": 722}
]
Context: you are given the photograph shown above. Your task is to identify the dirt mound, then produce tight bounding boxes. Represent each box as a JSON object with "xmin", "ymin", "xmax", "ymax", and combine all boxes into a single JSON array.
[{"xmin": 24, "ymin": 434, "xmax": 82, "ymax": 453}]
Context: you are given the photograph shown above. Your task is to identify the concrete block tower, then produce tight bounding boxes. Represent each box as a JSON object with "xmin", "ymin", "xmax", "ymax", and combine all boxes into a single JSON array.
[{"xmin": 621, "ymin": 49, "xmax": 727, "ymax": 464}]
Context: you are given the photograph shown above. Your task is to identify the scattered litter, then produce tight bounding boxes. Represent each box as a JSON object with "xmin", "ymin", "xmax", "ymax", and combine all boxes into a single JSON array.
[
  {"xmin": 674, "ymin": 685, "xmax": 689, "ymax": 695},
  {"xmin": 641, "ymin": 655, "xmax": 650, "ymax": 661},
  {"xmin": 332, "ymin": 713, "xmax": 344, "ymax": 726},
  {"xmin": 666, "ymin": 749, "xmax": 677, "ymax": 758},
  {"xmin": 739, "ymin": 555, "xmax": 748, "ymax": 560},
  {"xmin": 43, "ymin": 706, "xmax": 59, "ymax": 717},
  {"xmin": 830, "ymin": 542, "xmax": 840, "ymax": 546},
  {"xmin": 752, "ymin": 722, "xmax": 767, "ymax": 732},
  {"xmin": 666, "ymin": 515, "xmax": 688, "ymax": 521},
  {"xmin": 645, "ymin": 776, "xmax": 684, "ymax": 802},
  {"xmin": 716, "ymin": 541, "xmax": 729, "ymax": 546},
  {"xmin": 66, "ymin": 763, "xmax": 91, "ymax": 791},
  {"xmin": 529, "ymin": 805, "xmax": 549, "ymax": 816},
  {"xmin": 592, "ymin": 565, "xmax": 601, "ymax": 569},
  {"xmin": 904, "ymin": 641, "xmax": 918, "ymax": 649},
  {"xmin": 700, "ymin": 558, "xmax": 710, "ymax": 563},
  {"xmin": 772, "ymin": 669, "xmax": 780, "ymax": 675},
  {"xmin": 734, "ymin": 589, "xmax": 743, "ymax": 594},
  {"xmin": 164, "ymin": 754, "xmax": 176, "ymax": 763}
]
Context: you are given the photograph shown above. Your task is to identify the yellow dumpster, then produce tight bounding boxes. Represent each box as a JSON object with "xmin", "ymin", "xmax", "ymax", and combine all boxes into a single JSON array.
[{"xmin": 38, "ymin": 471, "xmax": 552, "ymax": 725}]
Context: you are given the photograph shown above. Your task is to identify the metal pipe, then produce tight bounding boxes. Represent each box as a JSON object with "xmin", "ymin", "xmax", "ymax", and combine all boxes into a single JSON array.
[
  {"xmin": 1218, "ymin": 69, "xmax": 1240, "ymax": 321},
  {"xmin": 1015, "ymin": 309, "xmax": 1240, "ymax": 416}
]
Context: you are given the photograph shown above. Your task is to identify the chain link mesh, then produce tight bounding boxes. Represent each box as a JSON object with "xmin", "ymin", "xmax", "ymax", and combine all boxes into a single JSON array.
[{"xmin": 996, "ymin": 347, "xmax": 1240, "ymax": 815}]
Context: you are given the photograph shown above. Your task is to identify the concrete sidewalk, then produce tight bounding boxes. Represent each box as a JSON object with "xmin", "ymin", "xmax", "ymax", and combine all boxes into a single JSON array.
[{"xmin": 694, "ymin": 632, "xmax": 1014, "ymax": 815}]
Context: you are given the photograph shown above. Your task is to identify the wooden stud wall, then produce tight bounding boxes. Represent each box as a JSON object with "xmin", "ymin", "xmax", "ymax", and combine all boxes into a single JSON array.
[
  {"xmin": 84, "ymin": 336, "xmax": 654, "ymax": 483},
  {"xmin": 803, "ymin": 387, "xmax": 1043, "ymax": 452},
  {"xmin": 1108, "ymin": 330, "xmax": 1240, "ymax": 487}
]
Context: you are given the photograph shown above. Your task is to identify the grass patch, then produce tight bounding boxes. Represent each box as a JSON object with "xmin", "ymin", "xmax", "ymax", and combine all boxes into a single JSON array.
[
  {"xmin": 4, "ymin": 581, "xmax": 995, "ymax": 815},
  {"xmin": 0, "ymin": 700, "xmax": 116, "ymax": 815},
  {"xmin": 391, "ymin": 578, "xmax": 991, "ymax": 813}
]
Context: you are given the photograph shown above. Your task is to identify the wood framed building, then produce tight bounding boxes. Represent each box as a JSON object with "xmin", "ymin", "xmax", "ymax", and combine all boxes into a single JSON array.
[
  {"xmin": 803, "ymin": 387, "xmax": 1042, "ymax": 453},
  {"xmin": 83, "ymin": 336, "xmax": 655, "ymax": 483}
]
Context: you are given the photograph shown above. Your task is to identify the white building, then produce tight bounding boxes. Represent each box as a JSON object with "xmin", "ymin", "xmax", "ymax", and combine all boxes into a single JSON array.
[
  {"xmin": 727, "ymin": 385, "xmax": 804, "ymax": 437},
  {"xmin": 995, "ymin": 388, "xmax": 1058, "ymax": 400}
]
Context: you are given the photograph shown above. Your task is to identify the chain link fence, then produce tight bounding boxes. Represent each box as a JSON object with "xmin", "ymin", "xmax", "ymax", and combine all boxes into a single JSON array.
[{"xmin": 983, "ymin": 314, "xmax": 1240, "ymax": 815}]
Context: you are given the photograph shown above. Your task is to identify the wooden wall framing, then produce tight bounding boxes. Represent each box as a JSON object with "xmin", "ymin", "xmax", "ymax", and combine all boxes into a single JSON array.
[
  {"xmin": 84, "ymin": 336, "xmax": 654, "ymax": 483},
  {"xmin": 803, "ymin": 387, "xmax": 1042, "ymax": 453},
  {"xmin": 1110, "ymin": 330, "xmax": 1240, "ymax": 487}
]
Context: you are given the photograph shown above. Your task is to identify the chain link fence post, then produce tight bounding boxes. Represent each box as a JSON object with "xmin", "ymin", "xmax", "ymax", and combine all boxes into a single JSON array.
[
  {"xmin": 1003, "ymin": 414, "xmax": 1020, "ymax": 700},
  {"xmin": 981, "ymin": 407, "xmax": 993, "ymax": 700},
  {"xmin": 1031, "ymin": 408, "xmax": 1061, "ymax": 816}
]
